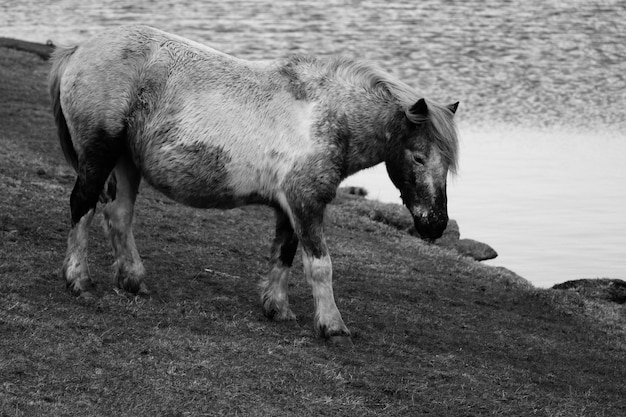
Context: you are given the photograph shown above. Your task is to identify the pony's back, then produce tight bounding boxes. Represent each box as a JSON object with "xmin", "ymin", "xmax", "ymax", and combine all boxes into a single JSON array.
[{"xmin": 48, "ymin": 26, "xmax": 320, "ymax": 208}]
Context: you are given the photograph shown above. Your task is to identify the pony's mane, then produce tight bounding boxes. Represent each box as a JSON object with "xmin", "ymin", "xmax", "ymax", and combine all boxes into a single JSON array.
[{"xmin": 322, "ymin": 56, "xmax": 459, "ymax": 174}]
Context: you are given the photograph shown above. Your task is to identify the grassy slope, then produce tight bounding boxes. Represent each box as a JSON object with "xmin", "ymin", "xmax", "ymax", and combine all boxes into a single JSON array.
[{"xmin": 0, "ymin": 48, "xmax": 625, "ymax": 417}]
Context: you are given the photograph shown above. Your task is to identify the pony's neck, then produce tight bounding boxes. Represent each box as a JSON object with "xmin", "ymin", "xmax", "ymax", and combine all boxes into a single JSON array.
[
  {"xmin": 335, "ymin": 100, "xmax": 399, "ymax": 179},
  {"xmin": 292, "ymin": 55, "xmax": 407, "ymax": 179}
]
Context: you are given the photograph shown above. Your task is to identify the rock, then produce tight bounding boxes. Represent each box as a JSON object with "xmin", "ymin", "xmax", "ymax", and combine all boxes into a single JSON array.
[
  {"xmin": 369, "ymin": 205, "xmax": 413, "ymax": 231},
  {"xmin": 552, "ymin": 279, "xmax": 626, "ymax": 304},
  {"xmin": 343, "ymin": 186, "xmax": 368, "ymax": 197},
  {"xmin": 452, "ymin": 238, "xmax": 498, "ymax": 261},
  {"xmin": 433, "ymin": 220, "xmax": 497, "ymax": 261}
]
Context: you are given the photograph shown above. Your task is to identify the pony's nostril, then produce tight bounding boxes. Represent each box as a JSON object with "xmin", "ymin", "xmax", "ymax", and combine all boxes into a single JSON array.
[{"xmin": 412, "ymin": 211, "xmax": 447, "ymax": 241}]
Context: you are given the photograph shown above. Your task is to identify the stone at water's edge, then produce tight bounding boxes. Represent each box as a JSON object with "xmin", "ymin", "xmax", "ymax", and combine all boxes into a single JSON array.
[
  {"xmin": 552, "ymin": 279, "xmax": 626, "ymax": 304},
  {"xmin": 413, "ymin": 218, "xmax": 498, "ymax": 261},
  {"xmin": 449, "ymin": 238, "xmax": 498, "ymax": 261},
  {"xmin": 433, "ymin": 220, "xmax": 498, "ymax": 261}
]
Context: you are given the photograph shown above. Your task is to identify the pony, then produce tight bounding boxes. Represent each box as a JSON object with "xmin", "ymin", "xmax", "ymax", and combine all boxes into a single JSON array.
[{"xmin": 49, "ymin": 25, "xmax": 459, "ymax": 345}]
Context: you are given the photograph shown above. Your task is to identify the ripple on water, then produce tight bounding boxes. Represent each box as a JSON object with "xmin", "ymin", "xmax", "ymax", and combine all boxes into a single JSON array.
[{"xmin": 1, "ymin": 0, "xmax": 625, "ymax": 129}]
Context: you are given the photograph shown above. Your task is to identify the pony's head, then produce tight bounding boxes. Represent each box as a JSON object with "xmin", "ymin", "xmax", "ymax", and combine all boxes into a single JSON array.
[{"xmin": 385, "ymin": 98, "xmax": 459, "ymax": 241}]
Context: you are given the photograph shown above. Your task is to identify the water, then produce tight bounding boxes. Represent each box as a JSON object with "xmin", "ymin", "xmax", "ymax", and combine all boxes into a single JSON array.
[
  {"xmin": 343, "ymin": 126, "xmax": 626, "ymax": 286},
  {"xmin": 1, "ymin": 0, "xmax": 624, "ymax": 287}
]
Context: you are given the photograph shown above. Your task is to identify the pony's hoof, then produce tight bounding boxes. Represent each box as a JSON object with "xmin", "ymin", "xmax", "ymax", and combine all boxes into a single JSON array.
[
  {"xmin": 133, "ymin": 281, "xmax": 151, "ymax": 296},
  {"xmin": 66, "ymin": 279, "xmax": 95, "ymax": 297},
  {"xmin": 77, "ymin": 291, "xmax": 96, "ymax": 302},
  {"xmin": 320, "ymin": 325, "xmax": 353, "ymax": 347},
  {"xmin": 261, "ymin": 298, "xmax": 297, "ymax": 322},
  {"xmin": 263, "ymin": 307, "xmax": 297, "ymax": 322},
  {"xmin": 117, "ymin": 272, "xmax": 149, "ymax": 295},
  {"xmin": 327, "ymin": 334, "xmax": 354, "ymax": 347},
  {"xmin": 119, "ymin": 279, "xmax": 150, "ymax": 296}
]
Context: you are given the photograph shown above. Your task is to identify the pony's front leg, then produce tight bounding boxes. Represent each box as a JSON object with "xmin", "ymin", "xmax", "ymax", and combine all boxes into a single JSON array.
[
  {"xmin": 297, "ymin": 213, "xmax": 351, "ymax": 345},
  {"xmin": 102, "ymin": 156, "xmax": 148, "ymax": 295},
  {"xmin": 302, "ymin": 249, "xmax": 351, "ymax": 344},
  {"xmin": 260, "ymin": 208, "xmax": 298, "ymax": 321}
]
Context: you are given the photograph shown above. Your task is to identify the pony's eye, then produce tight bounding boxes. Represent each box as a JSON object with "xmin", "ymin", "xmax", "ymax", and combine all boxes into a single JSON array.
[{"xmin": 412, "ymin": 154, "xmax": 425, "ymax": 165}]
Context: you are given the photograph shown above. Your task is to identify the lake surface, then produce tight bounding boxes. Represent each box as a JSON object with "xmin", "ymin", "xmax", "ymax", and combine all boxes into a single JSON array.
[{"xmin": 1, "ymin": 0, "xmax": 624, "ymax": 287}]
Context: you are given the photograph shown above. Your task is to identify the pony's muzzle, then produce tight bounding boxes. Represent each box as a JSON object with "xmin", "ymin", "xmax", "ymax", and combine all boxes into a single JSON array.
[{"xmin": 411, "ymin": 209, "xmax": 448, "ymax": 241}]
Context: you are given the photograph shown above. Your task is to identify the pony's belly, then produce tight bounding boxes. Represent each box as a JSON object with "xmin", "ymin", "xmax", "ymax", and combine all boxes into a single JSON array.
[
  {"xmin": 134, "ymin": 136, "xmax": 290, "ymax": 210},
  {"xmin": 138, "ymin": 159, "xmax": 272, "ymax": 209},
  {"xmin": 144, "ymin": 175, "xmax": 270, "ymax": 209}
]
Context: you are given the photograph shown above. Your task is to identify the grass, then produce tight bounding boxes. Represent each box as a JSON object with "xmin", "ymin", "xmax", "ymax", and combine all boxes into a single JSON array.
[{"xmin": 1, "ymin": 46, "xmax": 625, "ymax": 416}]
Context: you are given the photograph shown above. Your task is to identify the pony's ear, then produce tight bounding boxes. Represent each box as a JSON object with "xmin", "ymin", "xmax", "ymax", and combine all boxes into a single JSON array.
[
  {"xmin": 447, "ymin": 101, "xmax": 459, "ymax": 114},
  {"xmin": 409, "ymin": 98, "xmax": 428, "ymax": 116},
  {"xmin": 406, "ymin": 98, "xmax": 428, "ymax": 124}
]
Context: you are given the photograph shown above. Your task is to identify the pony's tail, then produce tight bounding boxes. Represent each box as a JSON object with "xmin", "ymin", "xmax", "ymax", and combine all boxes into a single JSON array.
[{"xmin": 48, "ymin": 44, "xmax": 79, "ymax": 171}]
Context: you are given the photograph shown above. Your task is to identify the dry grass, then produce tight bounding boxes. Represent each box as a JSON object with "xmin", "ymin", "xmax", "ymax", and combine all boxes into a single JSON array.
[{"xmin": 1, "ymin": 47, "xmax": 625, "ymax": 416}]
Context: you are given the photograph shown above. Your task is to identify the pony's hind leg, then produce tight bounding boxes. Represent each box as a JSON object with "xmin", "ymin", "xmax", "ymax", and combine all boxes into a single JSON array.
[
  {"xmin": 102, "ymin": 155, "xmax": 148, "ymax": 295},
  {"xmin": 63, "ymin": 206, "xmax": 95, "ymax": 295},
  {"xmin": 63, "ymin": 143, "xmax": 121, "ymax": 296},
  {"xmin": 260, "ymin": 208, "xmax": 299, "ymax": 321}
]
